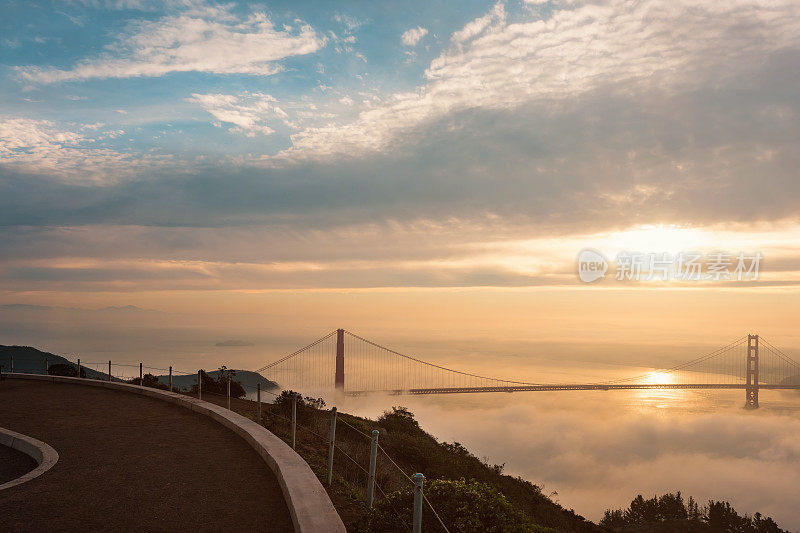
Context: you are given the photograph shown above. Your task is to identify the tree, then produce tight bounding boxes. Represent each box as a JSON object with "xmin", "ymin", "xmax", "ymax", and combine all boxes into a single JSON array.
[
  {"xmin": 601, "ymin": 492, "xmax": 787, "ymax": 532},
  {"xmin": 706, "ymin": 500, "xmax": 747, "ymax": 531},
  {"xmin": 600, "ymin": 509, "xmax": 626, "ymax": 528},
  {"xmin": 625, "ymin": 494, "xmax": 659, "ymax": 524},
  {"xmin": 687, "ymin": 495, "xmax": 702, "ymax": 521},
  {"xmin": 658, "ymin": 491, "xmax": 687, "ymax": 520},
  {"xmin": 190, "ymin": 369, "xmax": 245, "ymax": 398}
]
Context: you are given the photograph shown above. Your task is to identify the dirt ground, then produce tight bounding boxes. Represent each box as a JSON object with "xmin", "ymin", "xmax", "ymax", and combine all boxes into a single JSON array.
[{"xmin": 0, "ymin": 379, "xmax": 293, "ymax": 532}]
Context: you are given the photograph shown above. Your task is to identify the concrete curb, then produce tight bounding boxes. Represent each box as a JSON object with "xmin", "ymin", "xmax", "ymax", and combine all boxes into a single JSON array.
[
  {"xmin": 0, "ymin": 426, "xmax": 59, "ymax": 492},
  {"xmin": 5, "ymin": 373, "xmax": 346, "ymax": 533}
]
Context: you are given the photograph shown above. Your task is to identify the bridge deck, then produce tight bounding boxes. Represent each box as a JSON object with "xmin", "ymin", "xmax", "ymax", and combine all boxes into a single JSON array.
[
  {"xmin": 0, "ymin": 379, "xmax": 293, "ymax": 531},
  {"xmin": 346, "ymin": 384, "xmax": 800, "ymax": 395}
]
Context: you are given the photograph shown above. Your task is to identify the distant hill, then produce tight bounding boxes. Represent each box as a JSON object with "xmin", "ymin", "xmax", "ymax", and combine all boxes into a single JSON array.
[
  {"xmin": 0, "ymin": 345, "xmax": 108, "ymax": 380},
  {"xmin": 156, "ymin": 369, "xmax": 278, "ymax": 393},
  {"xmin": 0, "ymin": 345, "xmax": 279, "ymax": 392}
]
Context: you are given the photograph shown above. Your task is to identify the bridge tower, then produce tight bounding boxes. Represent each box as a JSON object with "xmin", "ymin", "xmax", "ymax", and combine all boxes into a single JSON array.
[
  {"xmin": 335, "ymin": 328, "xmax": 345, "ymax": 390},
  {"xmin": 745, "ymin": 334, "xmax": 759, "ymax": 409}
]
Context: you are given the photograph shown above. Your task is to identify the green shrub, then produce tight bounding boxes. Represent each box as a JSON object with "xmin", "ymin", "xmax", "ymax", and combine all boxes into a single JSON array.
[{"xmin": 357, "ymin": 477, "xmax": 555, "ymax": 533}]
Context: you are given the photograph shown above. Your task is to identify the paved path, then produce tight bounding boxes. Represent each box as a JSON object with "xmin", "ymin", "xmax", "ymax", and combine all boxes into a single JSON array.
[{"xmin": 0, "ymin": 379, "xmax": 293, "ymax": 532}]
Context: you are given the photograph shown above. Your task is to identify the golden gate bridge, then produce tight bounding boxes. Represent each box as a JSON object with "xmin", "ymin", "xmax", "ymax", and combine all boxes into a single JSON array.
[{"xmin": 256, "ymin": 330, "xmax": 800, "ymax": 408}]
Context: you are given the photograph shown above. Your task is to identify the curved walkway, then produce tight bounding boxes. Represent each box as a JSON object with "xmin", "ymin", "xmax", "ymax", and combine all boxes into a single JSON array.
[{"xmin": 0, "ymin": 379, "xmax": 294, "ymax": 532}]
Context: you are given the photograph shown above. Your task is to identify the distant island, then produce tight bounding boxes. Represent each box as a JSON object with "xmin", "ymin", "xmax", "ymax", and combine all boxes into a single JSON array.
[{"xmin": 215, "ymin": 339, "xmax": 255, "ymax": 347}]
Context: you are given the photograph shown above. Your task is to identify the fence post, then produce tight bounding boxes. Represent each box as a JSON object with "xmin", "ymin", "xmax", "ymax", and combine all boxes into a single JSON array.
[
  {"xmin": 257, "ymin": 383, "xmax": 262, "ymax": 424},
  {"xmin": 45, "ymin": 358, "xmax": 49, "ymax": 375},
  {"xmin": 198, "ymin": 370, "xmax": 202, "ymax": 400},
  {"xmin": 10, "ymin": 356, "xmax": 12, "ymax": 373},
  {"xmin": 139, "ymin": 363, "xmax": 143, "ymax": 386},
  {"xmin": 368, "ymin": 429, "xmax": 379, "ymax": 508},
  {"xmin": 291, "ymin": 393, "xmax": 297, "ymax": 450},
  {"xmin": 108, "ymin": 361, "xmax": 112, "ymax": 381},
  {"xmin": 413, "ymin": 473, "xmax": 424, "ymax": 533},
  {"xmin": 77, "ymin": 358, "xmax": 81, "ymax": 378},
  {"xmin": 227, "ymin": 376, "xmax": 231, "ymax": 410},
  {"xmin": 327, "ymin": 407, "xmax": 337, "ymax": 485},
  {"xmin": 169, "ymin": 366, "xmax": 172, "ymax": 392}
]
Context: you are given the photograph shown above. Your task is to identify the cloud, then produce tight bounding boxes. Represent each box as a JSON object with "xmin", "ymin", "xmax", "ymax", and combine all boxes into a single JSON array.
[
  {"xmin": 17, "ymin": 5, "xmax": 325, "ymax": 82},
  {"xmin": 451, "ymin": 2, "xmax": 505, "ymax": 43},
  {"xmin": 189, "ymin": 92, "xmax": 288, "ymax": 136},
  {"xmin": 0, "ymin": 116, "xmax": 173, "ymax": 184},
  {"xmin": 274, "ymin": 0, "xmax": 800, "ymax": 161},
  {"xmin": 401, "ymin": 26, "xmax": 428, "ymax": 47}
]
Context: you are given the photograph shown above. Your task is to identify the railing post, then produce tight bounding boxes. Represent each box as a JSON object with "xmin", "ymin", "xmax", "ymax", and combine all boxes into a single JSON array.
[
  {"xmin": 169, "ymin": 366, "xmax": 172, "ymax": 392},
  {"xmin": 227, "ymin": 376, "xmax": 231, "ymax": 410},
  {"xmin": 257, "ymin": 383, "xmax": 262, "ymax": 424},
  {"xmin": 413, "ymin": 473, "xmax": 424, "ymax": 533},
  {"xmin": 291, "ymin": 393, "xmax": 297, "ymax": 450},
  {"xmin": 77, "ymin": 358, "xmax": 81, "ymax": 378},
  {"xmin": 108, "ymin": 361, "xmax": 112, "ymax": 381},
  {"xmin": 327, "ymin": 407, "xmax": 337, "ymax": 485},
  {"xmin": 139, "ymin": 363, "xmax": 143, "ymax": 386},
  {"xmin": 198, "ymin": 370, "xmax": 202, "ymax": 400},
  {"xmin": 367, "ymin": 429, "xmax": 379, "ymax": 508}
]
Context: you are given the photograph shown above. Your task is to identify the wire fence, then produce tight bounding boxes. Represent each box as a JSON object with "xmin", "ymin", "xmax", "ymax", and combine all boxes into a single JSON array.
[{"xmin": 193, "ymin": 378, "xmax": 449, "ymax": 532}]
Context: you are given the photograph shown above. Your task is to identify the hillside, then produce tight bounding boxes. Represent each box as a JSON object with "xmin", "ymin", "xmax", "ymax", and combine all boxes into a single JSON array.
[{"xmin": 224, "ymin": 394, "xmax": 602, "ymax": 532}]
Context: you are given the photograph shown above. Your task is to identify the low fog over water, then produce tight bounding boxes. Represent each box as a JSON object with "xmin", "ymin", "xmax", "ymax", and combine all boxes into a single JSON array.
[{"xmin": 339, "ymin": 386, "xmax": 800, "ymax": 529}]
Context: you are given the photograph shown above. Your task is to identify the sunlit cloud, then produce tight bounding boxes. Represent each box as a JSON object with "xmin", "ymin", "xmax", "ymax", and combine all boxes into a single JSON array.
[
  {"xmin": 272, "ymin": 0, "xmax": 800, "ymax": 161},
  {"xmin": 17, "ymin": 5, "xmax": 325, "ymax": 82},
  {"xmin": 0, "ymin": 115, "xmax": 174, "ymax": 184},
  {"xmin": 401, "ymin": 26, "xmax": 428, "ymax": 46}
]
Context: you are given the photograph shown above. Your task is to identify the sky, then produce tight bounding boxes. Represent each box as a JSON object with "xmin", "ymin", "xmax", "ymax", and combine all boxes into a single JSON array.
[
  {"xmin": 0, "ymin": 0, "xmax": 799, "ymax": 358},
  {"xmin": 2, "ymin": 1, "xmax": 800, "ymax": 526}
]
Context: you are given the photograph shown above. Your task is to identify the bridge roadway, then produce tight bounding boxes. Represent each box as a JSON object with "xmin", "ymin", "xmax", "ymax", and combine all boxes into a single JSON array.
[{"xmin": 345, "ymin": 384, "xmax": 800, "ymax": 395}]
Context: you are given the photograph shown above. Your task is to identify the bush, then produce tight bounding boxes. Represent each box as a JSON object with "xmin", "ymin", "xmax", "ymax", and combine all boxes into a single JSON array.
[
  {"xmin": 48, "ymin": 363, "xmax": 86, "ymax": 378},
  {"xmin": 357, "ymin": 478, "xmax": 555, "ymax": 533},
  {"xmin": 273, "ymin": 390, "xmax": 326, "ymax": 422},
  {"xmin": 126, "ymin": 373, "xmax": 170, "ymax": 391}
]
